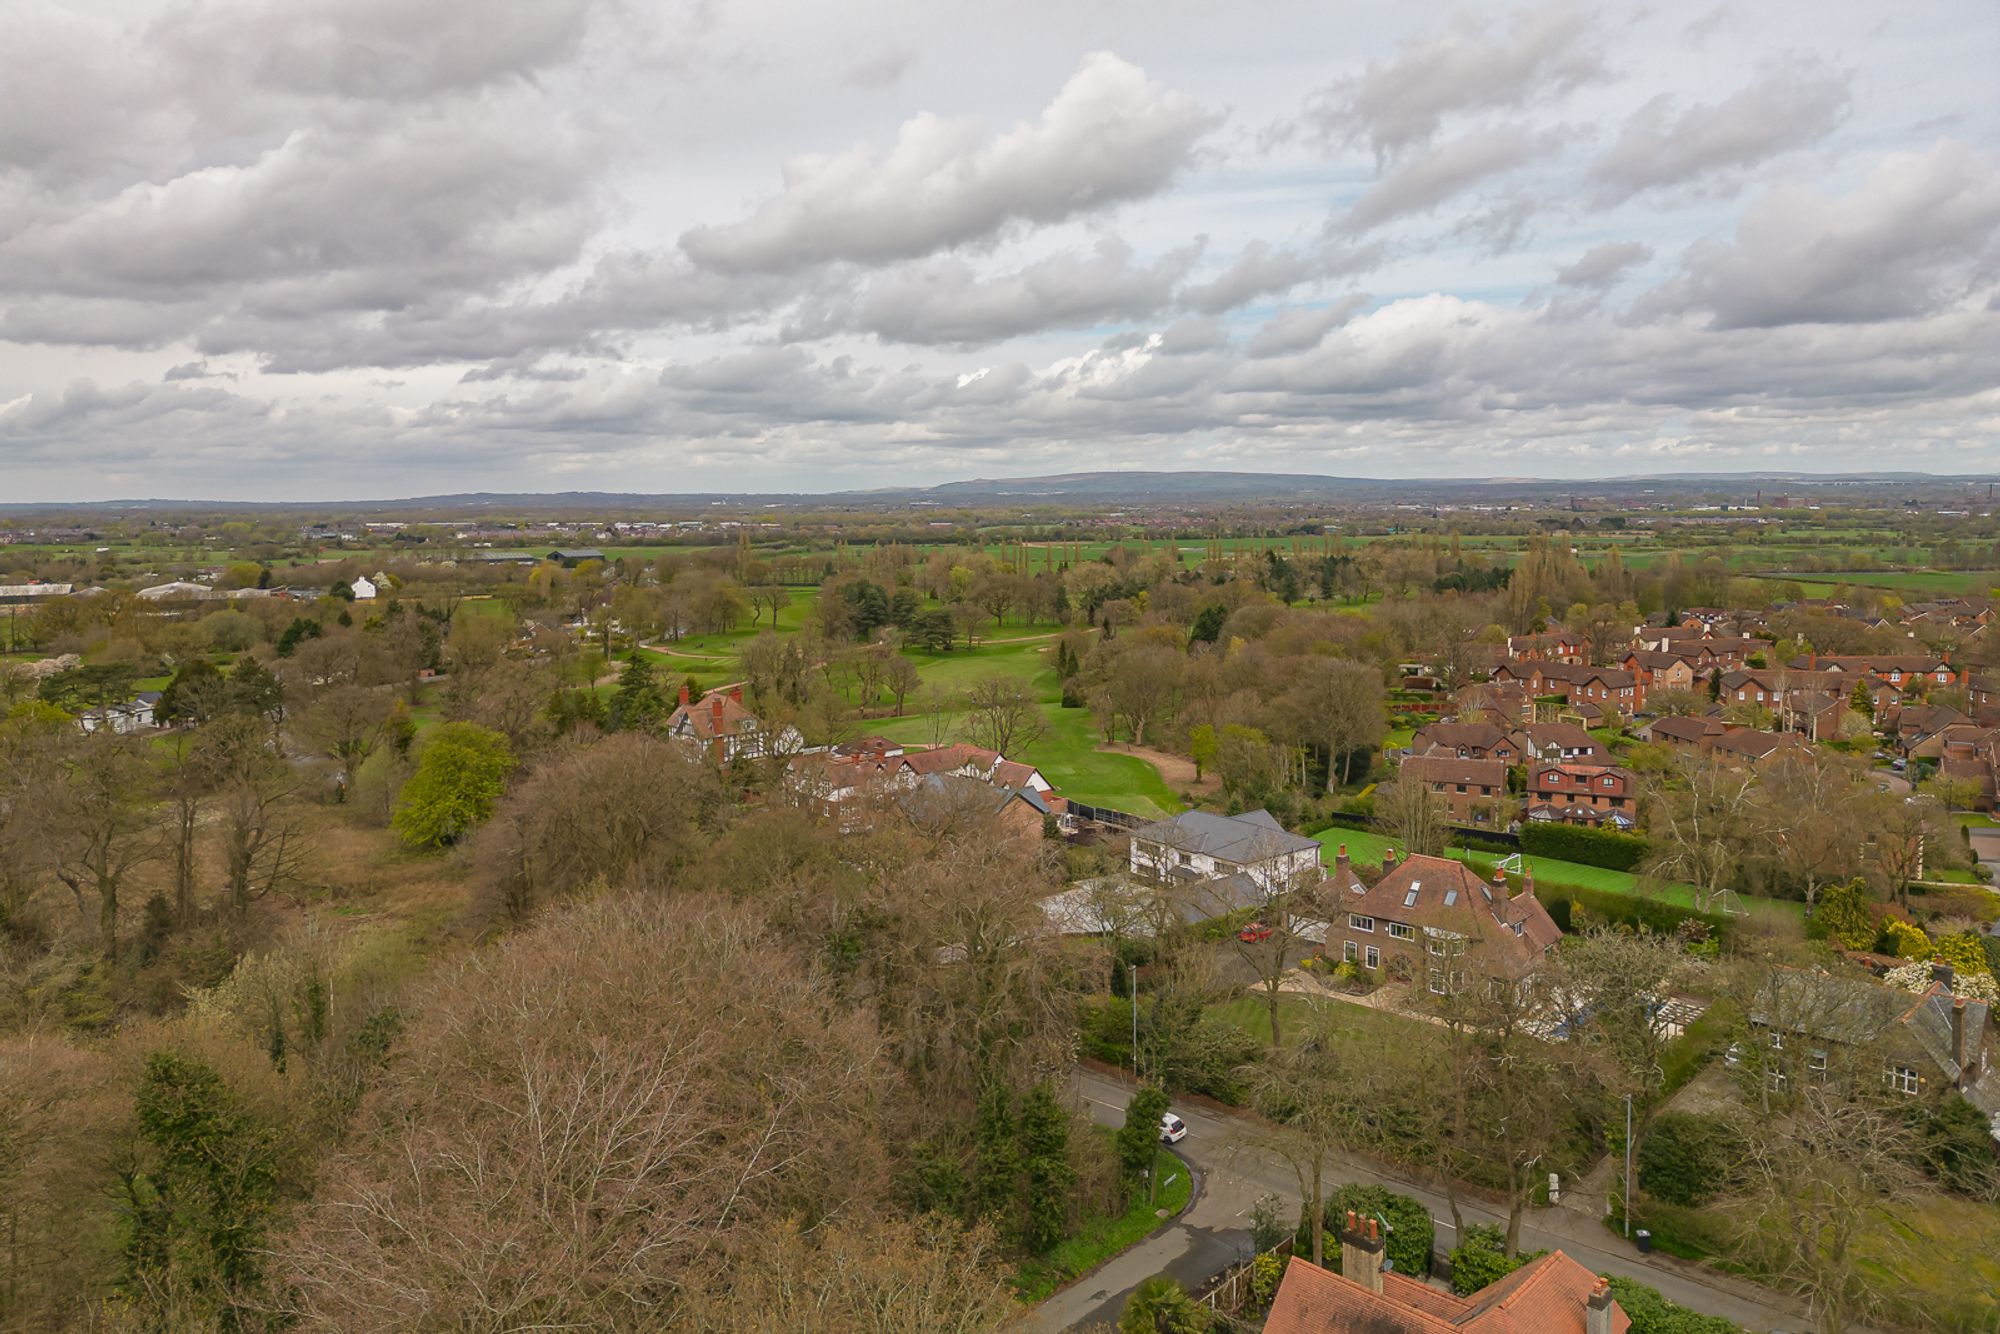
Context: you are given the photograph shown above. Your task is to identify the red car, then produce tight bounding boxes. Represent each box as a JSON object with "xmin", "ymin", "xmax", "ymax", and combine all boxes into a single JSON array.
[{"xmin": 1238, "ymin": 922, "xmax": 1273, "ymax": 943}]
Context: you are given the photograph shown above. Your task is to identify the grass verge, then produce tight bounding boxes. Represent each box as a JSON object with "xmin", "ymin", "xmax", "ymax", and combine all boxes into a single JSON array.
[{"xmin": 1012, "ymin": 1145, "xmax": 1195, "ymax": 1304}]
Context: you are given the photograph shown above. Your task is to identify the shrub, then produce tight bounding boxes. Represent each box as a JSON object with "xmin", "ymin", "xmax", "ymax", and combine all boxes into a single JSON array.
[
  {"xmin": 1935, "ymin": 930, "xmax": 1991, "ymax": 977},
  {"xmin": 1446, "ymin": 1224, "xmax": 1537, "ymax": 1296},
  {"xmin": 1520, "ymin": 822, "xmax": 1650, "ymax": 872},
  {"xmin": 1815, "ymin": 878, "xmax": 1877, "ymax": 951},
  {"xmin": 392, "ymin": 722, "xmax": 517, "ymax": 849},
  {"xmin": 1318, "ymin": 1185, "xmax": 1433, "ymax": 1278},
  {"xmin": 1603, "ymin": 1274, "xmax": 1747, "ymax": 1333},
  {"xmin": 1637, "ymin": 1113, "xmax": 1740, "ymax": 1208},
  {"xmin": 1536, "ymin": 881, "xmax": 1732, "ymax": 941},
  {"xmin": 1877, "ymin": 917, "xmax": 1932, "ymax": 959}
]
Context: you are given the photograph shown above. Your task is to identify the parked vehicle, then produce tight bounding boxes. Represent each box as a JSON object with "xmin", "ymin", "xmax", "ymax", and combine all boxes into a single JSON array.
[
  {"xmin": 1160, "ymin": 1112, "xmax": 1189, "ymax": 1144},
  {"xmin": 1238, "ymin": 921, "xmax": 1273, "ymax": 943}
]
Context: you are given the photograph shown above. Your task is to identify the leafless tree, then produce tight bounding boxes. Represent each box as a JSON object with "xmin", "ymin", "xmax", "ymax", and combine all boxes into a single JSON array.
[
  {"xmin": 960, "ymin": 675, "xmax": 1046, "ymax": 757},
  {"xmin": 1374, "ymin": 778, "xmax": 1450, "ymax": 857},
  {"xmin": 48, "ymin": 731, "xmax": 154, "ymax": 960}
]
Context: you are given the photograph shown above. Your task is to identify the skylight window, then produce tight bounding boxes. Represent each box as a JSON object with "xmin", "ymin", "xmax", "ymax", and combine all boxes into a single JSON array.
[
  {"xmin": 1443, "ymin": 889, "xmax": 1458, "ymax": 907},
  {"xmin": 1403, "ymin": 882, "xmax": 1421, "ymax": 908}
]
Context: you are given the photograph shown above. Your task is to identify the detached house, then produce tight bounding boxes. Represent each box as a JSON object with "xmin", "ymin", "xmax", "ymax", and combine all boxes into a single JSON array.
[
  {"xmin": 1330, "ymin": 852, "xmax": 1561, "ymax": 989},
  {"xmin": 1527, "ymin": 764, "xmax": 1637, "ymax": 829},
  {"xmin": 1396, "ymin": 755, "xmax": 1510, "ymax": 825},
  {"xmin": 1733, "ymin": 966, "xmax": 1990, "ymax": 1102},
  {"xmin": 1408, "ymin": 720, "xmax": 1519, "ymax": 762},
  {"xmin": 665, "ymin": 686, "xmax": 802, "ymax": 763},
  {"xmin": 1507, "ymin": 723, "xmax": 1605, "ymax": 765},
  {"xmin": 1128, "ymin": 809, "xmax": 1321, "ymax": 892},
  {"xmin": 1266, "ymin": 1217, "xmax": 1629, "ymax": 1334}
]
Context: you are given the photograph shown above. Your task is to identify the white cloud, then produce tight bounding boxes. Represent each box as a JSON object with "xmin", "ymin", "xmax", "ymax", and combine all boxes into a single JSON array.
[
  {"xmin": 1301, "ymin": 2, "xmax": 1603, "ymax": 158},
  {"xmin": 1588, "ymin": 61, "xmax": 1850, "ymax": 204},
  {"xmin": 679, "ymin": 52, "xmax": 1217, "ymax": 272},
  {"xmin": 1645, "ymin": 140, "xmax": 2000, "ymax": 328}
]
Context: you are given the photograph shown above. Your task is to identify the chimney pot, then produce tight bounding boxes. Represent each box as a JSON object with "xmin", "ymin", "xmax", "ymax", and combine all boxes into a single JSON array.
[
  {"xmin": 1587, "ymin": 1277, "xmax": 1616, "ymax": 1334},
  {"xmin": 1339, "ymin": 1210, "xmax": 1385, "ymax": 1295}
]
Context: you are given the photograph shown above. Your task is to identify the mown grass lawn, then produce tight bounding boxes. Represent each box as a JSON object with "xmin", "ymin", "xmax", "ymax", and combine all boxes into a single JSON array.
[
  {"xmin": 1308, "ymin": 829, "xmax": 1806, "ymax": 921},
  {"xmin": 1208, "ymin": 991, "xmax": 1427, "ymax": 1049},
  {"xmin": 1011, "ymin": 1132, "xmax": 1195, "ymax": 1304}
]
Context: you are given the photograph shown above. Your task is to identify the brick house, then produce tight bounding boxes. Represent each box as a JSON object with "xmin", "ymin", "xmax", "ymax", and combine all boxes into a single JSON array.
[
  {"xmin": 1265, "ymin": 1217, "xmax": 1630, "ymax": 1334},
  {"xmin": 1491, "ymin": 660, "xmax": 1639, "ymax": 718},
  {"xmin": 1620, "ymin": 650, "xmax": 1699, "ymax": 705},
  {"xmin": 1408, "ymin": 720, "xmax": 1520, "ymax": 762},
  {"xmin": 1526, "ymin": 764, "xmax": 1638, "ymax": 829},
  {"xmin": 1330, "ymin": 852, "xmax": 1562, "ymax": 989},
  {"xmin": 1732, "ymin": 967, "xmax": 1989, "ymax": 1101},
  {"xmin": 1396, "ymin": 755, "xmax": 1511, "ymax": 825},
  {"xmin": 1506, "ymin": 627, "xmax": 1590, "ymax": 664}
]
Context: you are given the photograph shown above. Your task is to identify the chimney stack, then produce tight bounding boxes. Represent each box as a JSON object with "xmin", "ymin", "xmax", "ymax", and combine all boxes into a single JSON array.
[
  {"xmin": 1339, "ymin": 1210, "xmax": 1384, "ymax": 1295},
  {"xmin": 1336, "ymin": 843, "xmax": 1350, "ymax": 879},
  {"xmin": 678, "ymin": 683, "xmax": 690, "ymax": 706},
  {"xmin": 1951, "ymin": 995, "xmax": 1969, "ymax": 1083},
  {"xmin": 1586, "ymin": 1278, "xmax": 1616, "ymax": 1334},
  {"xmin": 1933, "ymin": 958, "xmax": 1956, "ymax": 991},
  {"xmin": 731, "ymin": 685, "xmax": 744, "ymax": 703},
  {"xmin": 1382, "ymin": 848, "xmax": 1398, "ymax": 873},
  {"xmin": 711, "ymin": 695, "xmax": 727, "ymax": 763},
  {"xmin": 1522, "ymin": 865, "xmax": 1536, "ymax": 898}
]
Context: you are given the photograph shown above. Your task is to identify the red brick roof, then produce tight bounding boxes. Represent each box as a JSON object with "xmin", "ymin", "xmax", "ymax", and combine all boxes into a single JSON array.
[
  {"xmin": 1343, "ymin": 854, "xmax": 1562, "ymax": 976},
  {"xmin": 1263, "ymin": 1251, "xmax": 1629, "ymax": 1334}
]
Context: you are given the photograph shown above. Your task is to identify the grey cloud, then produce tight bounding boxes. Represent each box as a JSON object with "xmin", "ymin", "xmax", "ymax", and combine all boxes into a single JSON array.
[
  {"xmin": 163, "ymin": 359, "xmax": 236, "ymax": 381},
  {"xmin": 1588, "ymin": 61, "xmax": 1851, "ymax": 204},
  {"xmin": 1557, "ymin": 240, "xmax": 1652, "ymax": 287},
  {"xmin": 1303, "ymin": 2, "xmax": 1602, "ymax": 158},
  {"xmin": 1642, "ymin": 140, "xmax": 2000, "ymax": 328},
  {"xmin": 788, "ymin": 239, "xmax": 1200, "ymax": 345},
  {"xmin": 1245, "ymin": 295, "xmax": 1371, "ymax": 357},
  {"xmin": 1180, "ymin": 241, "xmax": 1319, "ymax": 314},
  {"xmin": 1341, "ymin": 125, "xmax": 1552, "ymax": 232},
  {"xmin": 680, "ymin": 53, "xmax": 1217, "ymax": 272},
  {"xmin": 843, "ymin": 48, "xmax": 917, "ymax": 89},
  {"xmin": 153, "ymin": 0, "xmax": 599, "ymax": 105}
]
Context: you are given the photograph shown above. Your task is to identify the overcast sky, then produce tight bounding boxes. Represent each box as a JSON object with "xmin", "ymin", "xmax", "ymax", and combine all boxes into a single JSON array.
[{"xmin": 3, "ymin": 0, "xmax": 1997, "ymax": 501}]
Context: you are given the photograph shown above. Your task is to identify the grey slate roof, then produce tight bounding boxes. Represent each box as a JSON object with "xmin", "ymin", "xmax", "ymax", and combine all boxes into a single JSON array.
[{"xmin": 1129, "ymin": 808, "xmax": 1319, "ymax": 862}]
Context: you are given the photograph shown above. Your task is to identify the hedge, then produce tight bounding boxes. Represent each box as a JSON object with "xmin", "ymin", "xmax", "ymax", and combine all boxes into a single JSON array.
[
  {"xmin": 1538, "ymin": 880, "xmax": 1734, "ymax": 940},
  {"xmin": 1603, "ymin": 1275, "xmax": 1747, "ymax": 1333},
  {"xmin": 1520, "ymin": 822, "xmax": 1650, "ymax": 872},
  {"xmin": 1637, "ymin": 1112, "xmax": 1742, "ymax": 1207}
]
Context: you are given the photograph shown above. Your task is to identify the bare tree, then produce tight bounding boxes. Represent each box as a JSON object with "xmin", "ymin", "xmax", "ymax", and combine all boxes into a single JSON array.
[
  {"xmin": 1642, "ymin": 754, "xmax": 1756, "ymax": 912},
  {"xmin": 203, "ymin": 715, "xmax": 310, "ymax": 914},
  {"xmin": 1374, "ymin": 778, "xmax": 1449, "ymax": 857},
  {"xmin": 959, "ymin": 676, "xmax": 1046, "ymax": 757},
  {"xmin": 49, "ymin": 732, "xmax": 154, "ymax": 960},
  {"xmin": 294, "ymin": 683, "xmax": 392, "ymax": 796}
]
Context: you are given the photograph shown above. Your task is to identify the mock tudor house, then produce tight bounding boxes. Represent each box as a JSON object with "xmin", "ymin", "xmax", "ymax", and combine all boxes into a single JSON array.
[
  {"xmin": 1789, "ymin": 653, "xmax": 1960, "ymax": 690},
  {"xmin": 1408, "ymin": 720, "xmax": 1520, "ymax": 762},
  {"xmin": 1128, "ymin": 809, "xmax": 1321, "ymax": 893},
  {"xmin": 1507, "ymin": 723, "xmax": 1605, "ymax": 765},
  {"xmin": 1395, "ymin": 755, "xmax": 1510, "ymax": 825},
  {"xmin": 1330, "ymin": 852, "xmax": 1561, "ymax": 990},
  {"xmin": 665, "ymin": 686, "xmax": 803, "ymax": 763},
  {"xmin": 1527, "ymin": 764, "xmax": 1637, "ymax": 829},
  {"xmin": 1264, "ymin": 1213, "xmax": 1630, "ymax": 1334}
]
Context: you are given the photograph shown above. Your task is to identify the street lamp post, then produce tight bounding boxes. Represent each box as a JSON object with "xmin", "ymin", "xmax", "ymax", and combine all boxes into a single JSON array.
[
  {"xmin": 1623, "ymin": 1093, "xmax": 1634, "ymax": 1240},
  {"xmin": 1129, "ymin": 962, "xmax": 1139, "ymax": 1080}
]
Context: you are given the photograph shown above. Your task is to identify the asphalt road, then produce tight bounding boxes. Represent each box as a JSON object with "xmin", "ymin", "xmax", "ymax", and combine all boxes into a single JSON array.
[{"xmin": 1024, "ymin": 1068, "xmax": 1813, "ymax": 1333}]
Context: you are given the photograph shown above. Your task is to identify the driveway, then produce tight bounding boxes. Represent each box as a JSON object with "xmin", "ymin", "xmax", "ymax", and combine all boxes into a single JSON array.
[{"xmin": 1024, "ymin": 1068, "xmax": 1814, "ymax": 1333}]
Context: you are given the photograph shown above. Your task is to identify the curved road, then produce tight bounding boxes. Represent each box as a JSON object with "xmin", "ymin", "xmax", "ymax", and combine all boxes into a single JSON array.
[{"xmin": 1025, "ymin": 1069, "xmax": 1813, "ymax": 1333}]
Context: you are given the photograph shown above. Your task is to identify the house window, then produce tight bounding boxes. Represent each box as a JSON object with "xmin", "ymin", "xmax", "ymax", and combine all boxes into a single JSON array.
[
  {"xmin": 1429, "ymin": 968, "xmax": 1447, "ymax": 995},
  {"xmin": 1343, "ymin": 941, "xmax": 1358, "ymax": 963},
  {"xmin": 1365, "ymin": 945, "xmax": 1380, "ymax": 969},
  {"xmin": 1886, "ymin": 1065, "xmax": 1920, "ymax": 1095},
  {"xmin": 1350, "ymin": 915, "xmax": 1375, "ymax": 933},
  {"xmin": 1388, "ymin": 923, "xmax": 1414, "ymax": 941},
  {"xmin": 1808, "ymin": 1049, "xmax": 1828, "ymax": 1079}
]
